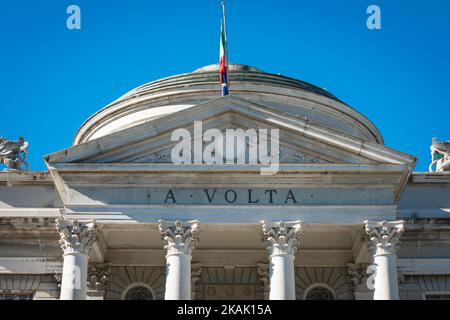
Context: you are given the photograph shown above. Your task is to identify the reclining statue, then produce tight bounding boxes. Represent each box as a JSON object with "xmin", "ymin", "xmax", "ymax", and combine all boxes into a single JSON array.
[
  {"xmin": 0, "ymin": 136, "xmax": 29, "ymax": 171},
  {"xmin": 430, "ymin": 137, "xmax": 450, "ymax": 172}
]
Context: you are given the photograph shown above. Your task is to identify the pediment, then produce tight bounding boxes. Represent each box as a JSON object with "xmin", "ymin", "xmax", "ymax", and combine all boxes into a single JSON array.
[{"xmin": 45, "ymin": 96, "xmax": 416, "ymax": 167}]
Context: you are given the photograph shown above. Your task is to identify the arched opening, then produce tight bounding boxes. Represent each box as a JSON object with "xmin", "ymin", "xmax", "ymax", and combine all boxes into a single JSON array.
[
  {"xmin": 304, "ymin": 284, "xmax": 336, "ymax": 300},
  {"xmin": 123, "ymin": 284, "xmax": 154, "ymax": 300}
]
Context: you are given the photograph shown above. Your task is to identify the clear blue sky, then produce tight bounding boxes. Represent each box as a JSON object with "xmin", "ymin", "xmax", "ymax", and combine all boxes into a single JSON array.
[{"xmin": 1, "ymin": 0, "xmax": 449, "ymax": 171}]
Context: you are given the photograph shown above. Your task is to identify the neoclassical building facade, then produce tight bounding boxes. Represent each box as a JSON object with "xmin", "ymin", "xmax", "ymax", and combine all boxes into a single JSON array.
[{"xmin": 0, "ymin": 64, "xmax": 449, "ymax": 300}]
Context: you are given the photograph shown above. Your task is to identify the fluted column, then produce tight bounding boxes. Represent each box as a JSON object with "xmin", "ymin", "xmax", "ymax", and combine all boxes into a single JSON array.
[
  {"xmin": 56, "ymin": 219, "xmax": 97, "ymax": 300},
  {"xmin": 364, "ymin": 220, "xmax": 405, "ymax": 300},
  {"xmin": 159, "ymin": 220, "xmax": 199, "ymax": 300},
  {"xmin": 261, "ymin": 220, "xmax": 303, "ymax": 300}
]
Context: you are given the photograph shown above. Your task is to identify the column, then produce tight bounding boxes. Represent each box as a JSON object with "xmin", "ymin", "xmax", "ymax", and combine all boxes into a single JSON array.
[
  {"xmin": 159, "ymin": 220, "xmax": 199, "ymax": 300},
  {"xmin": 261, "ymin": 220, "xmax": 303, "ymax": 300},
  {"xmin": 56, "ymin": 219, "xmax": 97, "ymax": 300},
  {"xmin": 364, "ymin": 220, "xmax": 405, "ymax": 300}
]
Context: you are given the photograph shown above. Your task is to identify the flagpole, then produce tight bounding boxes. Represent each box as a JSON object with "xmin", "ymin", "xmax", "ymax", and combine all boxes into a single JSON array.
[{"xmin": 222, "ymin": 1, "xmax": 229, "ymax": 78}]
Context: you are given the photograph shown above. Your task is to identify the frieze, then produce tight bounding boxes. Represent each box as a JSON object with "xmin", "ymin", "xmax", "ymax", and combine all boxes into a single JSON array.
[
  {"xmin": 135, "ymin": 145, "xmax": 325, "ymax": 164},
  {"xmin": 73, "ymin": 187, "xmax": 392, "ymax": 206}
]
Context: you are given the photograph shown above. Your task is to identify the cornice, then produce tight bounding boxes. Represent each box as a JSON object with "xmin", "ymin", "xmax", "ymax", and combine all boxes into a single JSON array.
[
  {"xmin": 0, "ymin": 171, "xmax": 53, "ymax": 186},
  {"xmin": 409, "ymin": 172, "xmax": 450, "ymax": 185}
]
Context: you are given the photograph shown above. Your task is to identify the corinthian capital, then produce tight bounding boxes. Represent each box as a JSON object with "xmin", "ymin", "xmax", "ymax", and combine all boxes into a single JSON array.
[
  {"xmin": 261, "ymin": 220, "xmax": 303, "ymax": 255},
  {"xmin": 56, "ymin": 219, "xmax": 97, "ymax": 255},
  {"xmin": 159, "ymin": 220, "xmax": 199, "ymax": 255},
  {"xmin": 364, "ymin": 220, "xmax": 405, "ymax": 255}
]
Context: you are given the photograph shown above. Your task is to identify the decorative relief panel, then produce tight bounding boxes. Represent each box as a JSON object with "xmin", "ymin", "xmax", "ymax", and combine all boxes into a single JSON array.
[
  {"xmin": 131, "ymin": 144, "xmax": 326, "ymax": 164},
  {"xmin": 204, "ymin": 285, "xmax": 255, "ymax": 300},
  {"xmin": 191, "ymin": 263, "xmax": 202, "ymax": 300},
  {"xmin": 193, "ymin": 266, "xmax": 265, "ymax": 300},
  {"xmin": 87, "ymin": 263, "xmax": 111, "ymax": 293},
  {"xmin": 347, "ymin": 263, "xmax": 370, "ymax": 290},
  {"xmin": 278, "ymin": 148, "xmax": 326, "ymax": 164}
]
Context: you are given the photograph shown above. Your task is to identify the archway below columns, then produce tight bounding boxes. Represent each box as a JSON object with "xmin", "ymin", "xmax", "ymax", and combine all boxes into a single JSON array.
[
  {"xmin": 122, "ymin": 283, "xmax": 155, "ymax": 300},
  {"xmin": 295, "ymin": 267, "xmax": 354, "ymax": 300},
  {"xmin": 104, "ymin": 266, "xmax": 166, "ymax": 300},
  {"xmin": 304, "ymin": 283, "xmax": 336, "ymax": 300}
]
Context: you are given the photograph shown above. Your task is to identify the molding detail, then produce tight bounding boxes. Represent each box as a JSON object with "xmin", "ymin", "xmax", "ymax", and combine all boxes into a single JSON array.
[
  {"xmin": 88, "ymin": 263, "xmax": 111, "ymax": 292},
  {"xmin": 191, "ymin": 263, "xmax": 202, "ymax": 300},
  {"xmin": 193, "ymin": 266, "xmax": 263, "ymax": 300},
  {"xmin": 53, "ymin": 272, "xmax": 62, "ymax": 288},
  {"xmin": 158, "ymin": 220, "xmax": 199, "ymax": 255},
  {"xmin": 257, "ymin": 263, "xmax": 270, "ymax": 300},
  {"xmin": 397, "ymin": 272, "xmax": 406, "ymax": 285},
  {"xmin": 0, "ymin": 274, "xmax": 59, "ymax": 298},
  {"xmin": 261, "ymin": 220, "xmax": 303, "ymax": 255},
  {"xmin": 279, "ymin": 148, "xmax": 325, "ymax": 164},
  {"xmin": 347, "ymin": 263, "xmax": 369, "ymax": 289},
  {"xmin": 364, "ymin": 220, "xmax": 405, "ymax": 255},
  {"xmin": 55, "ymin": 219, "xmax": 97, "ymax": 255}
]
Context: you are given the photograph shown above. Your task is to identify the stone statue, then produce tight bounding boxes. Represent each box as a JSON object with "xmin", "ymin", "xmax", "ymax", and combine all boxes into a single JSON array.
[
  {"xmin": 429, "ymin": 137, "xmax": 450, "ymax": 172},
  {"xmin": 0, "ymin": 136, "xmax": 29, "ymax": 171}
]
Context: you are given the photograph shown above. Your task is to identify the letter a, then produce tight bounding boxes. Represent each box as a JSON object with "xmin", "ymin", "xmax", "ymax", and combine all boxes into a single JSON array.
[
  {"xmin": 171, "ymin": 128, "xmax": 192, "ymax": 164},
  {"xmin": 66, "ymin": 5, "xmax": 81, "ymax": 30},
  {"xmin": 366, "ymin": 5, "xmax": 381, "ymax": 30}
]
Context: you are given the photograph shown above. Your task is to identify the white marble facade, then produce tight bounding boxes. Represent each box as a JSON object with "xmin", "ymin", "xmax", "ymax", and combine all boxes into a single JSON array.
[{"xmin": 0, "ymin": 64, "xmax": 449, "ymax": 300}]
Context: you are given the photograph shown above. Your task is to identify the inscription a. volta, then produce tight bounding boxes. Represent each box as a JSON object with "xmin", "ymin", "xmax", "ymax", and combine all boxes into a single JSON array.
[
  {"xmin": 75, "ymin": 187, "xmax": 386, "ymax": 206},
  {"xmin": 163, "ymin": 189, "xmax": 298, "ymax": 205}
]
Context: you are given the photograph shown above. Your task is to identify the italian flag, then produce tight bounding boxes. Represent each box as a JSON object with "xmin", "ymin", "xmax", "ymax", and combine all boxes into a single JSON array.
[{"xmin": 219, "ymin": 2, "xmax": 229, "ymax": 96}]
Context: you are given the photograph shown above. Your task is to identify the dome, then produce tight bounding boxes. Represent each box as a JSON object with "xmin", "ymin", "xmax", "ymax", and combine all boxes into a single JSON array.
[
  {"xmin": 73, "ymin": 64, "xmax": 383, "ymax": 145},
  {"xmin": 193, "ymin": 64, "xmax": 263, "ymax": 73}
]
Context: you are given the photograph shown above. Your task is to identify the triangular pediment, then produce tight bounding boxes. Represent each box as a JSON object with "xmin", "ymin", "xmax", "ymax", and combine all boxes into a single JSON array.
[{"xmin": 45, "ymin": 96, "xmax": 416, "ymax": 167}]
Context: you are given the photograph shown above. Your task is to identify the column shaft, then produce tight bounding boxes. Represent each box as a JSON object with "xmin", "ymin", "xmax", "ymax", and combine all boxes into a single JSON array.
[
  {"xmin": 60, "ymin": 252, "xmax": 89, "ymax": 300},
  {"xmin": 373, "ymin": 253, "xmax": 399, "ymax": 300},
  {"xmin": 159, "ymin": 220, "xmax": 199, "ymax": 300},
  {"xmin": 269, "ymin": 252, "xmax": 295, "ymax": 300},
  {"xmin": 165, "ymin": 252, "xmax": 192, "ymax": 300},
  {"xmin": 364, "ymin": 220, "xmax": 404, "ymax": 300},
  {"xmin": 56, "ymin": 219, "xmax": 97, "ymax": 301},
  {"xmin": 261, "ymin": 220, "xmax": 302, "ymax": 301}
]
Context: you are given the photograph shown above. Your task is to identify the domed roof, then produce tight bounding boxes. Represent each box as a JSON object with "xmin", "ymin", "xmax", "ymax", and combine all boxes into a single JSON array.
[
  {"xmin": 190, "ymin": 64, "xmax": 340, "ymax": 101},
  {"xmin": 73, "ymin": 64, "xmax": 383, "ymax": 145},
  {"xmin": 194, "ymin": 64, "xmax": 263, "ymax": 73}
]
